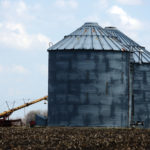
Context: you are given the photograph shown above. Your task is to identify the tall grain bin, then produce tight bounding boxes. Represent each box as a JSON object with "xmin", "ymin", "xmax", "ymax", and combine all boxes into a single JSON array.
[
  {"xmin": 48, "ymin": 22, "xmax": 132, "ymax": 127},
  {"xmin": 105, "ymin": 27, "xmax": 150, "ymax": 128}
]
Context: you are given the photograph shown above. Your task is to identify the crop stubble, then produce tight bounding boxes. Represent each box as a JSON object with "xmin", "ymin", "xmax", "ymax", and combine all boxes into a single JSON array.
[{"xmin": 0, "ymin": 127, "xmax": 150, "ymax": 150}]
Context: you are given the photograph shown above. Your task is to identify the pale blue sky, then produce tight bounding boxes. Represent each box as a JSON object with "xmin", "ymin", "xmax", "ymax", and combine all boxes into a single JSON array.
[{"xmin": 0, "ymin": 0, "xmax": 150, "ymax": 119}]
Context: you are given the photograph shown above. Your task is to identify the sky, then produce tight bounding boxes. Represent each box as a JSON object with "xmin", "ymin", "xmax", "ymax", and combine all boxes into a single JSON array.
[{"xmin": 0, "ymin": 0, "xmax": 150, "ymax": 119}]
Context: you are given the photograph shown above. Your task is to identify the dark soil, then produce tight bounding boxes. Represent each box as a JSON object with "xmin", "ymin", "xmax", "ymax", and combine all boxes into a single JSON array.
[{"xmin": 0, "ymin": 127, "xmax": 150, "ymax": 150}]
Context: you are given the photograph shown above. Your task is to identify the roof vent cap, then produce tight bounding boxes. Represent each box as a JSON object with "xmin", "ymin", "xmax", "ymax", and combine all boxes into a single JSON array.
[
  {"xmin": 83, "ymin": 22, "xmax": 99, "ymax": 27},
  {"xmin": 105, "ymin": 26, "xmax": 117, "ymax": 30}
]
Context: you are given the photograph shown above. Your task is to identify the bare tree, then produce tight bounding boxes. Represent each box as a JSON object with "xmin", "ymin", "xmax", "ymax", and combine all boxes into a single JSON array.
[{"xmin": 24, "ymin": 110, "xmax": 47, "ymax": 125}]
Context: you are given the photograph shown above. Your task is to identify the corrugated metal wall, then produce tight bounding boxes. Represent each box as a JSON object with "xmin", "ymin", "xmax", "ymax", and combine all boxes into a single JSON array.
[
  {"xmin": 35, "ymin": 114, "xmax": 47, "ymax": 126},
  {"xmin": 133, "ymin": 63, "xmax": 150, "ymax": 128},
  {"xmin": 48, "ymin": 51, "xmax": 130, "ymax": 127}
]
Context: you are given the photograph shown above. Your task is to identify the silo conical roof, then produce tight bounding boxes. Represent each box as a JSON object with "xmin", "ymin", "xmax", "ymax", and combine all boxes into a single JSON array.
[
  {"xmin": 105, "ymin": 27, "xmax": 150, "ymax": 63},
  {"xmin": 48, "ymin": 22, "xmax": 150, "ymax": 63},
  {"xmin": 48, "ymin": 22, "xmax": 129, "ymax": 51}
]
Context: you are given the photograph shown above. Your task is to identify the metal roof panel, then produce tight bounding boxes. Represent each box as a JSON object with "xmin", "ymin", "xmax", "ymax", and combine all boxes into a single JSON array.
[
  {"xmin": 105, "ymin": 27, "xmax": 150, "ymax": 63},
  {"xmin": 48, "ymin": 22, "xmax": 128, "ymax": 51}
]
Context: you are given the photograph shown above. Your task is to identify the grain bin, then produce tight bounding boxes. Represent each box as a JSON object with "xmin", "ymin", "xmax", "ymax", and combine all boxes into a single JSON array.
[
  {"xmin": 105, "ymin": 27, "xmax": 150, "ymax": 128},
  {"xmin": 47, "ymin": 22, "xmax": 133, "ymax": 127},
  {"xmin": 105, "ymin": 27, "xmax": 150, "ymax": 63}
]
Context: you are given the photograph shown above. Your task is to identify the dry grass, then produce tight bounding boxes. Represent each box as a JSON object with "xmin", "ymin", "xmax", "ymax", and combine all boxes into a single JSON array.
[{"xmin": 0, "ymin": 127, "xmax": 150, "ymax": 150}]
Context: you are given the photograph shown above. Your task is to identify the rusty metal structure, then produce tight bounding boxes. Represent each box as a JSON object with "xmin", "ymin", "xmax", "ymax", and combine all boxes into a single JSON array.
[
  {"xmin": 0, "ymin": 96, "xmax": 48, "ymax": 126},
  {"xmin": 47, "ymin": 22, "xmax": 150, "ymax": 128}
]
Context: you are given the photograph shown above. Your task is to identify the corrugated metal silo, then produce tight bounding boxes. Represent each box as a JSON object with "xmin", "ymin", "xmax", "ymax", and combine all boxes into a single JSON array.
[
  {"xmin": 105, "ymin": 27, "xmax": 150, "ymax": 128},
  {"xmin": 47, "ymin": 22, "xmax": 132, "ymax": 127}
]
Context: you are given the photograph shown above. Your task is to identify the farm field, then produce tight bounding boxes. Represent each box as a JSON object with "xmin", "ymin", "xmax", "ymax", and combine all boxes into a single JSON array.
[{"xmin": 0, "ymin": 127, "xmax": 150, "ymax": 150}]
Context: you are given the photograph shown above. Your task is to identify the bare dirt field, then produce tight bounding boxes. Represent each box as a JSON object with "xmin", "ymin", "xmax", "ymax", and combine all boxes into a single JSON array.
[{"xmin": 0, "ymin": 127, "xmax": 150, "ymax": 150}]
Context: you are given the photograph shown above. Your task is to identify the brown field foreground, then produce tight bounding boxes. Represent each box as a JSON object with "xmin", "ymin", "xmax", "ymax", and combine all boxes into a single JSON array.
[{"xmin": 0, "ymin": 127, "xmax": 150, "ymax": 150}]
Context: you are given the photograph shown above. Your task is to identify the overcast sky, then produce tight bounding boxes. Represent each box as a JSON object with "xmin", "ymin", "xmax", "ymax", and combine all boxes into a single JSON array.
[{"xmin": 0, "ymin": 0, "xmax": 150, "ymax": 119}]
